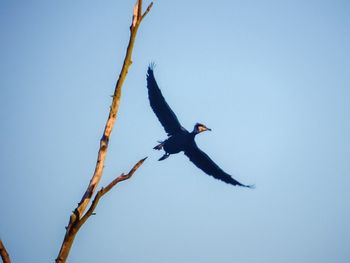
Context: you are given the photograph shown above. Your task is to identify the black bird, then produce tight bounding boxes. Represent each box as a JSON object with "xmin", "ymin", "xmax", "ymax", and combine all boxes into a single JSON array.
[{"xmin": 146, "ymin": 65, "xmax": 252, "ymax": 188}]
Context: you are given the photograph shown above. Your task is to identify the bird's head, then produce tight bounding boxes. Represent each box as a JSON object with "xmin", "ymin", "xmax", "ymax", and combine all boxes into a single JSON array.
[{"xmin": 193, "ymin": 123, "xmax": 212, "ymax": 134}]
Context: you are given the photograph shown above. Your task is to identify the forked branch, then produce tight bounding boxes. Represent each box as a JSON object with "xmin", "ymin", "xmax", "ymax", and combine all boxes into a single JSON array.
[
  {"xmin": 55, "ymin": 158, "xmax": 146, "ymax": 263},
  {"xmin": 55, "ymin": 1, "xmax": 153, "ymax": 262},
  {"xmin": 79, "ymin": 157, "xmax": 147, "ymax": 227},
  {"xmin": 77, "ymin": 0, "xmax": 153, "ymax": 220}
]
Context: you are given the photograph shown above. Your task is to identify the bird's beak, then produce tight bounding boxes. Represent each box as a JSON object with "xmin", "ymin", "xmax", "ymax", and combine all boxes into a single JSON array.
[{"xmin": 207, "ymin": 127, "xmax": 212, "ymax": 131}]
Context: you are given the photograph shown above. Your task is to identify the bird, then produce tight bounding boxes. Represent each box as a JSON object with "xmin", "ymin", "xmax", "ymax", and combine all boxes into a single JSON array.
[{"xmin": 146, "ymin": 64, "xmax": 253, "ymax": 188}]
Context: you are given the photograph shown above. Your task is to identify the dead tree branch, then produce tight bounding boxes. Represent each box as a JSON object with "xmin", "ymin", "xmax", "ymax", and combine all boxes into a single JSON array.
[
  {"xmin": 79, "ymin": 157, "xmax": 147, "ymax": 228},
  {"xmin": 0, "ymin": 239, "xmax": 10, "ymax": 263},
  {"xmin": 55, "ymin": 1, "xmax": 153, "ymax": 262},
  {"xmin": 55, "ymin": 158, "xmax": 146, "ymax": 263},
  {"xmin": 77, "ymin": 0, "xmax": 153, "ymax": 220}
]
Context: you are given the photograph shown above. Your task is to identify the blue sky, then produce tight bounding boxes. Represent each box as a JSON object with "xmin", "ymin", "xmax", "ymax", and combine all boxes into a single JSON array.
[{"xmin": 1, "ymin": 0, "xmax": 350, "ymax": 262}]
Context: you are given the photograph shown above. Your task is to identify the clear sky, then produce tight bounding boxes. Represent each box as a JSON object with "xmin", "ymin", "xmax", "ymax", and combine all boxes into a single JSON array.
[{"xmin": 1, "ymin": 0, "xmax": 350, "ymax": 262}]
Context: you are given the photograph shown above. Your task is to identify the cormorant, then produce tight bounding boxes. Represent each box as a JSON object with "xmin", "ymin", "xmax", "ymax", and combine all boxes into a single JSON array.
[{"xmin": 146, "ymin": 65, "xmax": 252, "ymax": 188}]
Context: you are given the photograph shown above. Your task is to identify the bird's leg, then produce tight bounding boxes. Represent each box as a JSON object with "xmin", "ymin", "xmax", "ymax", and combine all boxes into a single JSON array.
[
  {"xmin": 158, "ymin": 152, "xmax": 170, "ymax": 161},
  {"xmin": 153, "ymin": 141, "xmax": 164, "ymax": 150}
]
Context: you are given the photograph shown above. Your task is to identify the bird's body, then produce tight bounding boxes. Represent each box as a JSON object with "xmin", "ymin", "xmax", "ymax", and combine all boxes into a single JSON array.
[
  {"xmin": 158, "ymin": 131, "xmax": 193, "ymax": 154},
  {"xmin": 146, "ymin": 65, "xmax": 252, "ymax": 188},
  {"xmin": 153, "ymin": 125, "xmax": 206, "ymax": 160}
]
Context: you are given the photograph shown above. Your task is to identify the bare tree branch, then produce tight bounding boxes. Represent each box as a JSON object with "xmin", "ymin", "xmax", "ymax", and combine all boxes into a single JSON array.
[
  {"xmin": 55, "ymin": 158, "xmax": 146, "ymax": 263},
  {"xmin": 76, "ymin": 0, "xmax": 153, "ymax": 220},
  {"xmin": 55, "ymin": 1, "xmax": 153, "ymax": 262},
  {"xmin": 142, "ymin": 2, "xmax": 154, "ymax": 21},
  {"xmin": 79, "ymin": 157, "xmax": 147, "ymax": 227},
  {"xmin": 0, "ymin": 239, "xmax": 10, "ymax": 263}
]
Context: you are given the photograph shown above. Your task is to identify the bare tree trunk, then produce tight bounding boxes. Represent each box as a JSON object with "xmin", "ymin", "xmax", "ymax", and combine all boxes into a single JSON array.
[
  {"xmin": 55, "ymin": 1, "xmax": 153, "ymax": 262},
  {"xmin": 0, "ymin": 239, "xmax": 10, "ymax": 263}
]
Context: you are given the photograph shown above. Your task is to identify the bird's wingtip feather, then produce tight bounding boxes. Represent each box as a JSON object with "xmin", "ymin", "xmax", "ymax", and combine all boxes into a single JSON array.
[
  {"xmin": 148, "ymin": 62, "xmax": 156, "ymax": 71},
  {"xmin": 147, "ymin": 62, "xmax": 156, "ymax": 80}
]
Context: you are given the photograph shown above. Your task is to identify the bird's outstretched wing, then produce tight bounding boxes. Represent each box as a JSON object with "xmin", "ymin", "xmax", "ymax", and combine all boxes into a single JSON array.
[
  {"xmin": 184, "ymin": 142, "xmax": 253, "ymax": 187},
  {"xmin": 147, "ymin": 65, "xmax": 185, "ymax": 135}
]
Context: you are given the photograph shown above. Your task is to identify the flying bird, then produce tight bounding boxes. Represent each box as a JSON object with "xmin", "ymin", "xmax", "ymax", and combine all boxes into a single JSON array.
[{"xmin": 146, "ymin": 65, "xmax": 252, "ymax": 188}]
